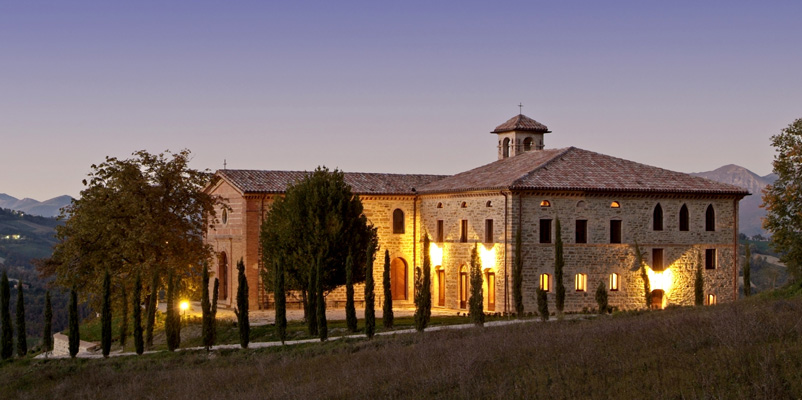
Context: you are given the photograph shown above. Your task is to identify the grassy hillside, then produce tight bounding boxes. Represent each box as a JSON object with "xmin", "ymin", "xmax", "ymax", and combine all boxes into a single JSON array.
[
  {"xmin": 2, "ymin": 286, "xmax": 801, "ymax": 399},
  {"xmin": 0, "ymin": 207, "xmax": 60, "ymax": 267}
]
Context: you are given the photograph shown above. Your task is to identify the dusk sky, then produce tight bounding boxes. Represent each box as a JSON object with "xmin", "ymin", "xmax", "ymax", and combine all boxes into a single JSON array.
[{"xmin": 2, "ymin": 1, "xmax": 800, "ymax": 201}]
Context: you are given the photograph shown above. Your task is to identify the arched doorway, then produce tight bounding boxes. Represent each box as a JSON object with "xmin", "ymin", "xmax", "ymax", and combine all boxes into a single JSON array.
[
  {"xmin": 650, "ymin": 289, "xmax": 664, "ymax": 310},
  {"xmin": 391, "ymin": 257, "xmax": 408, "ymax": 301},
  {"xmin": 219, "ymin": 252, "xmax": 228, "ymax": 300},
  {"xmin": 436, "ymin": 266, "xmax": 445, "ymax": 307},
  {"xmin": 459, "ymin": 265, "xmax": 468, "ymax": 309}
]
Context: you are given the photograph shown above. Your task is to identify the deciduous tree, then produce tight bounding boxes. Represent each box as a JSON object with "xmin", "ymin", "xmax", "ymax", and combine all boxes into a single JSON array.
[
  {"xmin": 101, "ymin": 270, "xmax": 112, "ymax": 358},
  {"xmin": 133, "ymin": 273, "xmax": 144, "ymax": 355},
  {"xmin": 119, "ymin": 284, "xmax": 128, "ymax": 349},
  {"xmin": 763, "ymin": 118, "xmax": 802, "ymax": 281},
  {"xmin": 145, "ymin": 272, "xmax": 158, "ymax": 349},
  {"xmin": 382, "ymin": 250, "xmax": 393, "ymax": 329},
  {"xmin": 1, "ymin": 271, "xmax": 13, "ymax": 360},
  {"xmin": 68, "ymin": 287, "xmax": 79, "ymax": 358},
  {"xmin": 165, "ymin": 272, "xmax": 180, "ymax": 352},
  {"xmin": 554, "ymin": 218, "xmax": 565, "ymax": 315},
  {"xmin": 469, "ymin": 244, "xmax": 484, "ymax": 326}
]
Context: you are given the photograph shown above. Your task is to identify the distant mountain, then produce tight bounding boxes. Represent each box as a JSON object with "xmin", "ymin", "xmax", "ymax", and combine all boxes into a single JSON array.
[
  {"xmin": 690, "ymin": 164, "xmax": 776, "ymax": 237},
  {"xmin": 0, "ymin": 194, "xmax": 73, "ymax": 218}
]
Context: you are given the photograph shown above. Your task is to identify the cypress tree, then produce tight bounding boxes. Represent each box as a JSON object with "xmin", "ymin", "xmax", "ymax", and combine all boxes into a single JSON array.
[
  {"xmin": 133, "ymin": 273, "xmax": 144, "ymax": 355},
  {"xmin": 513, "ymin": 225, "xmax": 524, "ymax": 317},
  {"xmin": 315, "ymin": 256, "xmax": 327, "ymax": 341},
  {"xmin": 364, "ymin": 240, "xmax": 377, "ymax": 339},
  {"xmin": 744, "ymin": 244, "xmax": 752, "ymax": 297},
  {"xmin": 236, "ymin": 259, "xmax": 250, "ymax": 348},
  {"xmin": 16, "ymin": 279, "xmax": 27, "ymax": 357},
  {"xmin": 306, "ymin": 266, "xmax": 318, "ymax": 336},
  {"xmin": 595, "ymin": 280, "xmax": 608, "ymax": 314},
  {"xmin": 145, "ymin": 272, "xmax": 158, "ymax": 349},
  {"xmin": 695, "ymin": 252, "xmax": 705, "ymax": 306},
  {"xmin": 201, "ymin": 263, "xmax": 213, "ymax": 351},
  {"xmin": 0, "ymin": 271, "xmax": 11, "ymax": 360},
  {"xmin": 537, "ymin": 287, "xmax": 549, "ymax": 321},
  {"xmin": 42, "ymin": 290, "xmax": 53, "ymax": 356},
  {"xmin": 274, "ymin": 259, "xmax": 287, "ymax": 344},
  {"xmin": 345, "ymin": 253, "xmax": 357, "ymax": 333},
  {"xmin": 119, "ymin": 284, "xmax": 128, "ymax": 350},
  {"xmin": 211, "ymin": 277, "xmax": 219, "ymax": 347},
  {"xmin": 414, "ymin": 235, "xmax": 432, "ymax": 332},
  {"xmin": 635, "ymin": 241, "xmax": 650, "ymax": 309},
  {"xmin": 469, "ymin": 244, "xmax": 484, "ymax": 326},
  {"xmin": 554, "ymin": 218, "xmax": 566, "ymax": 315},
  {"xmin": 165, "ymin": 272, "xmax": 180, "ymax": 351},
  {"xmin": 68, "ymin": 287, "xmax": 79, "ymax": 358},
  {"xmin": 101, "ymin": 270, "xmax": 112, "ymax": 358},
  {"xmin": 382, "ymin": 249, "xmax": 393, "ymax": 329}
]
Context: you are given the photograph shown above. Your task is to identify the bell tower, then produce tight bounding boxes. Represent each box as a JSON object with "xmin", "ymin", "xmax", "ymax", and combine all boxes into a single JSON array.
[{"xmin": 491, "ymin": 113, "xmax": 551, "ymax": 160}]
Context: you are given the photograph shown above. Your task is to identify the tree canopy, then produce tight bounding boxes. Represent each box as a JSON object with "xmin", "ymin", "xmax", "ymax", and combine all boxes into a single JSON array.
[
  {"xmin": 42, "ymin": 149, "xmax": 222, "ymax": 307},
  {"xmin": 260, "ymin": 167, "xmax": 377, "ymax": 317},
  {"xmin": 763, "ymin": 118, "xmax": 802, "ymax": 282}
]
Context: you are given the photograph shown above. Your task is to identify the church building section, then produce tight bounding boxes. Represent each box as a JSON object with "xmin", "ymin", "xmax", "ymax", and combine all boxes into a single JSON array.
[{"xmin": 204, "ymin": 114, "xmax": 748, "ymax": 314}]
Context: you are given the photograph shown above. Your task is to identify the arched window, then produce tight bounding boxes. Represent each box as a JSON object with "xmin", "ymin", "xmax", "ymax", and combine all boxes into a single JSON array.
[
  {"xmin": 437, "ymin": 266, "xmax": 445, "ymax": 307},
  {"xmin": 461, "ymin": 202, "xmax": 467, "ymax": 208},
  {"xmin": 609, "ymin": 273, "xmax": 619, "ymax": 291},
  {"xmin": 218, "ymin": 252, "xmax": 228, "ymax": 300},
  {"xmin": 459, "ymin": 265, "xmax": 468, "ymax": 309},
  {"xmin": 705, "ymin": 205, "xmax": 715, "ymax": 231},
  {"xmin": 653, "ymin": 203, "xmax": 663, "ymax": 231},
  {"xmin": 707, "ymin": 294, "xmax": 717, "ymax": 305},
  {"xmin": 486, "ymin": 201, "xmax": 492, "ymax": 207},
  {"xmin": 221, "ymin": 209, "xmax": 228, "ymax": 225},
  {"xmin": 436, "ymin": 202, "xmax": 443, "ymax": 208},
  {"xmin": 574, "ymin": 273, "xmax": 587, "ymax": 292},
  {"xmin": 392, "ymin": 209, "xmax": 405, "ymax": 234},
  {"xmin": 540, "ymin": 200, "xmax": 551, "ymax": 207},
  {"xmin": 539, "ymin": 273, "xmax": 551, "ymax": 292},
  {"xmin": 523, "ymin": 137, "xmax": 533, "ymax": 151},
  {"xmin": 502, "ymin": 138, "xmax": 511, "ymax": 158},
  {"xmin": 486, "ymin": 271, "xmax": 496, "ymax": 311},
  {"xmin": 610, "ymin": 201, "xmax": 620, "ymax": 208},
  {"xmin": 679, "ymin": 204, "xmax": 689, "ymax": 231}
]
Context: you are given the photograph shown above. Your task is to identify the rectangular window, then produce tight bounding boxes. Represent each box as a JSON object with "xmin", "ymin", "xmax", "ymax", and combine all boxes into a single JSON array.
[
  {"xmin": 540, "ymin": 219, "xmax": 552, "ymax": 244},
  {"xmin": 487, "ymin": 272, "xmax": 495, "ymax": 311},
  {"xmin": 575, "ymin": 219, "xmax": 588, "ymax": 243},
  {"xmin": 436, "ymin": 220, "xmax": 444, "ymax": 243},
  {"xmin": 610, "ymin": 220, "xmax": 622, "ymax": 244},
  {"xmin": 540, "ymin": 273, "xmax": 551, "ymax": 292},
  {"xmin": 575, "ymin": 273, "xmax": 587, "ymax": 292},
  {"xmin": 705, "ymin": 249, "xmax": 716, "ymax": 269},
  {"xmin": 609, "ymin": 273, "xmax": 619, "ymax": 291},
  {"xmin": 652, "ymin": 248, "xmax": 664, "ymax": 271},
  {"xmin": 707, "ymin": 294, "xmax": 717, "ymax": 305},
  {"xmin": 460, "ymin": 220, "xmax": 468, "ymax": 243},
  {"xmin": 485, "ymin": 219, "xmax": 494, "ymax": 244}
]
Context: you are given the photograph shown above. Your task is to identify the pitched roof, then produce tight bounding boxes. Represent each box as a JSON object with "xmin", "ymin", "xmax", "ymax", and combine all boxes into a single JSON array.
[
  {"xmin": 215, "ymin": 169, "xmax": 447, "ymax": 195},
  {"xmin": 491, "ymin": 114, "xmax": 551, "ymax": 134},
  {"xmin": 418, "ymin": 147, "xmax": 750, "ymax": 196}
]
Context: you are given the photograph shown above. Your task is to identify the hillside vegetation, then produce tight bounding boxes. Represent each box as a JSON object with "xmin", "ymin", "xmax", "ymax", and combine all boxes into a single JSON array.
[{"xmin": 2, "ymin": 286, "xmax": 801, "ymax": 399}]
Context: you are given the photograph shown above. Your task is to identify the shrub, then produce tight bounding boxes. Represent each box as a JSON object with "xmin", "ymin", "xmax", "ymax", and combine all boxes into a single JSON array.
[{"xmin": 595, "ymin": 280, "xmax": 608, "ymax": 314}]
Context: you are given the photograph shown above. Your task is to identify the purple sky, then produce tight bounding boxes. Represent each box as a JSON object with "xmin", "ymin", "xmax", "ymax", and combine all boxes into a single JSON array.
[{"xmin": 2, "ymin": 1, "xmax": 800, "ymax": 201}]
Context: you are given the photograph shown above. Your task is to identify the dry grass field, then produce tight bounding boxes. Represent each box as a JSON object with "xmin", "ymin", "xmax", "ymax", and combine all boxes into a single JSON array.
[{"xmin": 2, "ymin": 288, "xmax": 802, "ymax": 399}]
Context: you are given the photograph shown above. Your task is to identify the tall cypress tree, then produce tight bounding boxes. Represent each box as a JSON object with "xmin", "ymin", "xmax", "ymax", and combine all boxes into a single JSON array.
[
  {"xmin": 469, "ymin": 244, "xmax": 484, "ymax": 326},
  {"xmin": 16, "ymin": 280, "xmax": 27, "ymax": 357},
  {"xmin": 119, "ymin": 284, "xmax": 128, "ymax": 350},
  {"xmin": 345, "ymin": 253, "xmax": 357, "ymax": 333},
  {"xmin": 316, "ymin": 256, "xmax": 327, "ymax": 341},
  {"xmin": 634, "ymin": 241, "xmax": 650, "ymax": 309},
  {"xmin": 274, "ymin": 259, "xmax": 287, "ymax": 344},
  {"xmin": 382, "ymin": 249, "xmax": 393, "ymax": 328},
  {"xmin": 145, "ymin": 272, "xmax": 158, "ymax": 349},
  {"xmin": 0, "ymin": 271, "xmax": 11, "ymax": 360},
  {"xmin": 133, "ymin": 273, "xmax": 144, "ymax": 355},
  {"xmin": 695, "ymin": 251, "xmax": 705, "ymax": 306},
  {"xmin": 42, "ymin": 290, "xmax": 53, "ymax": 356},
  {"xmin": 364, "ymin": 240, "xmax": 377, "ymax": 339},
  {"xmin": 101, "ymin": 270, "xmax": 112, "ymax": 358},
  {"xmin": 537, "ymin": 287, "xmax": 549, "ymax": 321},
  {"xmin": 211, "ymin": 278, "xmax": 219, "ymax": 347},
  {"xmin": 68, "ymin": 287, "xmax": 79, "ymax": 358},
  {"xmin": 201, "ymin": 263, "xmax": 213, "ymax": 351},
  {"xmin": 236, "ymin": 259, "xmax": 250, "ymax": 348},
  {"xmin": 744, "ymin": 244, "xmax": 752, "ymax": 297},
  {"xmin": 513, "ymin": 226, "xmax": 524, "ymax": 317},
  {"xmin": 554, "ymin": 218, "xmax": 566, "ymax": 315},
  {"xmin": 414, "ymin": 235, "xmax": 432, "ymax": 332},
  {"xmin": 595, "ymin": 281, "xmax": 608, "ymax": 314},
  {"xmin": 165, "ymin": 271, "xmax": 180, "ymax": 351}
]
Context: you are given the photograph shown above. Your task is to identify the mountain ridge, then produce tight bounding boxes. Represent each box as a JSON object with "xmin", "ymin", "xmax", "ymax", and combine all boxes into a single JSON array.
[{"xmin": 0, "ymin": 194, "xmax": 73, "ymax": 218}]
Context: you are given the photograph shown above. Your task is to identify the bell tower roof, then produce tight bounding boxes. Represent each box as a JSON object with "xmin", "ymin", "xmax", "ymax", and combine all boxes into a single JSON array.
[{"xmin": 491, "ymin": 114, "xmax": 551, "ymax": 134}]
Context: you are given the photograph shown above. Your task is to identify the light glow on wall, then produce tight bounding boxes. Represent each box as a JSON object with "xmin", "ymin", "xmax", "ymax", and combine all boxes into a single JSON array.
[
  {"xmin": 645, "ymin": 265, "xmax": 674, "ymax": 296},
  {"xmin": 429, "ymin": 242, "xmax": 443, "ymax": 266},
  {"xmin": 479, "ymin": 245, "xmax": 496, "ymax": 268}
]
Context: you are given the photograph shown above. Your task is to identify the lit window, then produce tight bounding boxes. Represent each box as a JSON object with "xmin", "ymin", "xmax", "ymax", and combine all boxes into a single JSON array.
[
  {"xmin": 707, "ymin": 294, "xmax": 717, "ymax": 305},
  {"xmin": 540, "ymin": 200, "xmax": 551, "ymax": 207},
  {"xmin": 486, "ymin": 201, "xmax": 492, "ymax": 207},
  {"xmin": 461, "ymin": 202, "xmax": 467, "ymax": 208},
  {"xmin": 575, "ymin": 273, "xmax": 587, "ymax": 292},
  {"xmin": 610, "ymin": 201, "xmax": 620, "ymax": 208},
  {"xmin": 705, "ymin": 249, "xmax": 716, "ymax": 269},
  {"xmin": 609, "ymin": 273, "xmax": 619, "ymax": 291},
  {"xmin": 486, "ymin": 271, "xmax": 496, "ymax": 311},
  {"xmin": 540, "ymin": 273, "xmax": 551, "ymax": 292},
  {"xmin": 459, "ymin": 265, "xmax": 468, "ymax": 308}
]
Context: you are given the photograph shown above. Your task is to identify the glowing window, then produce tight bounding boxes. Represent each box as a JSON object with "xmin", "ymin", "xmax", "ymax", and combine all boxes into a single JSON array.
[
  {"xmin": 540, "ymin": 273, "xmax": 551, "ymax": 292},
  {"xmin": 575, "ymin": 273, "xmax": 587, "ymax": 292},
  {"xmin": 540, "ymin": 200, "xmax": 551, "ymax": 207},
  {"xmin": 707, "ymin": 294, "xmax": 717, "ymax": 305},
  {"xmin": 392, "ymin": 209, "xmax": 405, "ymax": 234},
  {"xmin": 609, "ymin": 273, "xmax": 619, "ymax": 291},
  {"xmin": 459, "ymin": 265, "xmax": 468, "ymax": 308},
  {"xmin": 461, "ymin": 202, "xmax": 467, "ymax": 208},
  {"xmin": 610, "ymin": 201, "xmax": 620, "ymax": 208},
  {"xmin": 486, "ymin": 271, "xmax": 496, "ymax": 311}
]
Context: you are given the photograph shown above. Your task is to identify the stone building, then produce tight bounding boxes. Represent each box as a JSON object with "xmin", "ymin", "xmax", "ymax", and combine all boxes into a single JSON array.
[{"xmin": 204, "ymin": 114, "xmax": 748, "ymax": 313}]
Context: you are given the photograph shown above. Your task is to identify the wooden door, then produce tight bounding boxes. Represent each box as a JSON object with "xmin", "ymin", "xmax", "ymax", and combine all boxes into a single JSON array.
[
  {"xmin": 391, "ymin": 258, "xmax": 407, "ymax": 300},
  {"xmin": 651, "ymin": 289, "xmax": 664, "ymax": 310}
]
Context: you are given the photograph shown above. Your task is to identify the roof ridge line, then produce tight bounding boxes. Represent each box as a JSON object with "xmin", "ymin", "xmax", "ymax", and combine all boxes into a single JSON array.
[{"xmin": 510, "ymin": 146, "xmax": 575, "ymax": 187}]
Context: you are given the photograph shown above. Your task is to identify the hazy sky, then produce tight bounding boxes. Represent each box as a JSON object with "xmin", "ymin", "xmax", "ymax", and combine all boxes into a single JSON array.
[{"xmin": 2, "ymin": 1, "xmax": 800, "ymax": 201}]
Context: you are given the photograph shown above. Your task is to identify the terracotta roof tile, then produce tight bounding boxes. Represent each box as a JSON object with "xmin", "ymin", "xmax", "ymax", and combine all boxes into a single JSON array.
[
  {"xmin": 216, "ymin": 169, "xmax": 447, "ymax": 195},
  {"xmin": 418, "ymin": 147, "xmax": 750, "ymax": 196},
  {"xmin": 491, "ymin": 114, "xmax": 551, "ymax": 134}
]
